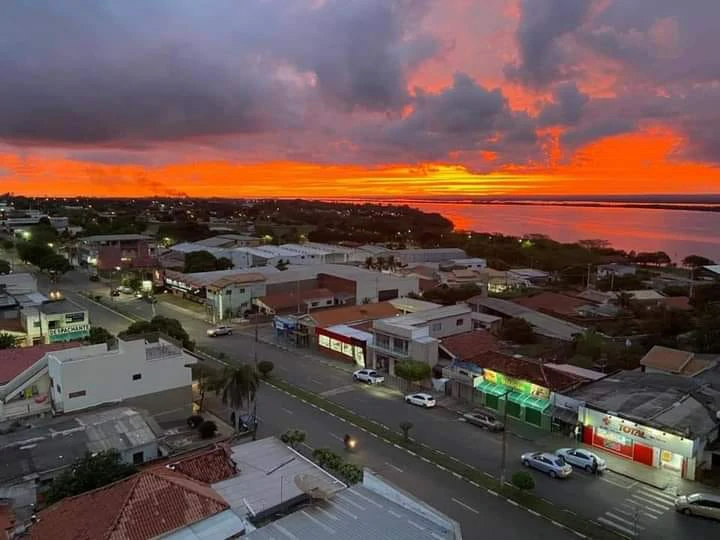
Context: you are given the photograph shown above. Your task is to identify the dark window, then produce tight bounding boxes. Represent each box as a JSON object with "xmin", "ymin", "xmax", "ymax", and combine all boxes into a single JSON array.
[
  {"xmin": 48, "ymin": 320, "xmax": 59, "ymax": 329},
  {"xmin": 456, "ymin": 318, "xmax": 464, "ymax": 326},
  {"xmin": 56, "ymin": 384, "xmax": 61, "ymax": 393},
  {"xmin": 525, "ymin": 407, "xmax": 542, "ymax": 426},
  {"xmin": 485, "ymin": 394, "xmax": 499, "ymax": 410},
  {"xmin": 311, "ymin": 301, "xmax": 319, "ymax": 307},
  {"xmin": 33, "ymin": 321, "xmax": 41, "ymax": 328},
  {"xmin": 132, "ymin": 373, "xmax": 142, "ymax": 381},
  {"xmin": 378, "ymin": 289, "xmax": 399, "ymax": 301},
  {"xmin": 68, "ymin": 390, "xmax": 86, "ymax": 399},
  {"xmin": 238, "ymin": 288, "xmax": 245, "ymax": 294},
  {"xmin": 506, "ymin": 400, "xmax": 522, "ymax": 418},
  {"xmin": 132, "ymin": 451, "xmax": 144, "ymax": 465},
  {"xmin": 226, "ymin": 290, "xmax": 232, "ymax": 295}
]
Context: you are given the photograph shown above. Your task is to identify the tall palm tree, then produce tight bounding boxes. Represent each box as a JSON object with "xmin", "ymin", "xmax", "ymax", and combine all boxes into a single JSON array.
[
  {"xmin": 364, "ymin": 256, "xmax": 375, "ymax": 270},
  {"xmin": 386, "ymin": 255, "xmax": 396, "ymax": 271},
  {"xmin": 376, "ymin": 256, "xmax": 386, "ymax": 271},
  {"xmin": 214, "ymin": 364, "xmax": 260, "ymax": 433},
  {"xmin": 614, "ymin": 291, "xmax": 634, "ymax": 309}
]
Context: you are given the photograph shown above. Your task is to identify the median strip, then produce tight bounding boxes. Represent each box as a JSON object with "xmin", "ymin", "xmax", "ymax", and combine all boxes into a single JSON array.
[{"xmin": 266, "ymin": 376, "xmax": 625, "ymax": 540}]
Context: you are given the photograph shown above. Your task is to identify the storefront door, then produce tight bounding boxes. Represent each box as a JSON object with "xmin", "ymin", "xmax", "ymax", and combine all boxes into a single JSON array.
[{"xmin": 633, "ymin": 443, "xmax": 653, "ymax": 467}]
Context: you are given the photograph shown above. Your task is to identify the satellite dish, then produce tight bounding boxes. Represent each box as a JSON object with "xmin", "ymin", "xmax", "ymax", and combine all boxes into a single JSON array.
[{"xmin": 294, "ymin": 473, "xmax": 342, "ymax": 500}]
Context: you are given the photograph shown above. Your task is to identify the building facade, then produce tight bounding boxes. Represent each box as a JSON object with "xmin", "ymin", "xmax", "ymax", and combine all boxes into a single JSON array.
[{"xmin": 79, "ymin": 234, "xmax": 157, "ymax": 271}]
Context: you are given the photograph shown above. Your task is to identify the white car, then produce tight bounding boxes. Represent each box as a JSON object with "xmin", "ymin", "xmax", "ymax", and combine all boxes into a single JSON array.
[
  {"xmin": 404, "ymin": 392, "xmax": 436, "ymax": 408},
  {"xmin": 118, "ymin": 286, "xmax": 134, "ymax": 294},
  {"xmin": 207, "ymin": 325, "xmax": 233, "ymax": 337},
  {"xmin": 555, "ymin": 448, "xmax": 607, "ymax": 473},
  {"xmin": 353, "ymin": 369, "xmax": 385, "ymax": 384}
]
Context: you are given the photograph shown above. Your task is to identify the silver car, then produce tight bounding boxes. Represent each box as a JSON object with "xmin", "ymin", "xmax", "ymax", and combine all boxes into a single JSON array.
[
  {"xmin": 675, "ymin": 493, "xmax": 720, "ymax": 520},
  {"xmin": 207, "ymin": 325, "xmax": 233, "ymax": 337},
  {"xmin": 521, "ymin": 451, "xmax": 573, "ymax": 479},
  {"xmin": 555, "ymin": 448, "xmax": 607, "ymax": 473}
]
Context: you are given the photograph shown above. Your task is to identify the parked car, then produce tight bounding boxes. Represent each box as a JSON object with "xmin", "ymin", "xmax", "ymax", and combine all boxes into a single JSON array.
[
  {"xmin": 89, "ymin": 274, "xmax": 100, "ymax": 282},
  {"xmin": 118, "ymin": 286, "xmax": 133, "ymax": 294},
  {"xmin": 207, "ymin": 325, "xmax": 233, "ymax": 337},
  {"xmin": 555, "ymin": 448, "xmax": 607, "ymax": 473},
  {"xmin": 521, "ymin": 451, "xmax": 572, "ymax": 479},
  {"xmin": 462, "ymin": 410, "xmax": 504, "ymax": 432},
  {"xmin": 404, "ymin": 392, "xmax": 436, "ymax": 408},
  {"xmin": 110, "ymin": 289, "xmax": 120, "ymax": 297},
  {"xmin": 675, "ymin": 493, "xmax": 720, "ymax": 520},
  {"xmin": 353, "ymin": 369, "xmax": 385, "ymax": 384},
  {"xmin": 135, "ymin": 291, "xmax": 144, "ymax": 298}
]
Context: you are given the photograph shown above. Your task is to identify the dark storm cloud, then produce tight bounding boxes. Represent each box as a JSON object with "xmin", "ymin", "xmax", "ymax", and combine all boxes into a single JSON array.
[
  {"xmin": 538, "ymin": 82, "xmax": 589, "ymax": 127},
  {"xmin": 504, "ymin": 0, "xmax": 594, "ymax": 88},
  {"xmin": 0, "ymin": 0, "xmax": 437, "ymax": 146}
]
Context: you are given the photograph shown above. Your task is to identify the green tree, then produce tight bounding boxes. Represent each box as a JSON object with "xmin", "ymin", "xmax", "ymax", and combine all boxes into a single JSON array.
[
  {"xmin": 184, "ymin": 250, "xmax": 219, "ymax": 273},
  {"xmin": 216, "ymin": 256, "xmax": 234, "ymax": 270},
  {"xmin": 87, "ymin": 327, "xmax": 114, "ymax": 345},
  {"xmin": 257, "ymin": 360, "xmax": 274, "ymax": 378},
  {"xmin": 683, "ymin": 254, "xmax": 714, "ymax": 268},
  {"xmin": 394, "ymin": 360, "xmax": 431, "ymax": 390},
  {"xmin": 336, "ymin": 463, "xmax": 364, "ymax": 485},
  {"xmin": 694, "ymin": 309, "xmax": 720, "ymax": 353},
  {"xmin": 120, "ymin": 316, "xmax": 195, "ymax": 350},
  {"xmin": 214, "ymin": 364, "xmax": 259, "ymax": 432},
  {"xmin": 1, "ymin": 239, "xmax": 13, "ymax": 251},
  {"xmin": 0, "ymin": 259, "xmax": 10, "ymax": 275},
  {"xmin": 613, "ymin": 291, "xmax": 635, "ymax": 309},
  {"xmin": 511, "ymin": 471, "xmax": 535, "ymax": 491},
  {"xmin": 574, "ymin": 329, "xmax": 605, "ymax": 362},
  {"xmin": 399, "ymin": 421, "xmax": 413, "ymax": 442},
  {"xmin": 364, "ymin": 256, "xmax": 375, "ymax": 270},
  {"xmin": 45, "ymin": 450, "xmax": 137, "ymax": 505},
  {"xmin": 501, "ymin": 318, "xmax": 536, "ymax": 344},
  {"xmin": 312, "ymin": 448, "xmax": 342, "ymax": 470},
  {"xmin": 193, "ymin": 364, "xmax": 218, "ymax": 412},
  {"xmin": 280, "ymin": 429, "xmax": 307, "ymax": 449},
  {"xmin": 198, "ymin": 420, "xmax": 218, "ymax": 439},
  {"xmin": 0, "ymin": 332, "xmax": 18, "ymax": 349}
]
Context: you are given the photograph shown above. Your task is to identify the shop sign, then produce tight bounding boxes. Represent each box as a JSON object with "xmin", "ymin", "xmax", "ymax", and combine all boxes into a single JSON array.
[
  {"xmin": 319, "ymin": 332, "xmax": 365, "ymax": 365},
  {"xmin": 483, "ymin": 369, "xmax": 550, "ymax": 400},
  {"xmin": 49, "ymin": 324, "xmax": 90, "ymax": 337},
  {"xmin": 583, "ymin": 408, "xmax": 694, "ymax": 457}
]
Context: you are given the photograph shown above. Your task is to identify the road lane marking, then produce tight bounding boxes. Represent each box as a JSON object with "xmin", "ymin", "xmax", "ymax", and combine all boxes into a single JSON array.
[
  {"xmin": 507, "ymin": 499, "xmax": 519, "ymax": 507},
  {"xmin": 280, "ymin": 407, "xmax": 294, "ymax": 415},
  {"xmin": 300, "ymin": 442, "xmax": 314, "ymax": 451},
  {"xmin": 637, "ymin": 488, "xmax": 677, "ymax": 504},
  {"xmin": 451, "ymin": 497, "xmax": 479, "ymax": 514},
  {"xmin": 310, "ymin": 379, "xmax": 323, "ymax": 385},
  {"xmin": 385, "ymin": 462, "xmax": 404, "ymax": 473},
  {"xmin": 628, "ymin": 494, "xmax": 671, "ymax": 511},
  {"xmin": 596, "ymin": 516, "xmax": 638, "ymax": 536},
  {"xmin": 527, "ymin": 509, "xmax": 540, "ymax": 516},
  {"xmin": 604, "ymin": 512, "xmax": 644, "ymax": 529},
  {"xmin": 329, "ymin": 433, "xmax": 343, "ymax": 442}
]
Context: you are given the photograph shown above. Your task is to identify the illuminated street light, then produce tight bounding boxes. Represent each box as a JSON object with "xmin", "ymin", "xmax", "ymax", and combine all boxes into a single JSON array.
[
  {"xmin": 22, "ymin": 231, "xmax": 31, "ymax": 240},
  {"xmin": 47, "ymin": 242, "xmax": 54, "ymax": 248}
]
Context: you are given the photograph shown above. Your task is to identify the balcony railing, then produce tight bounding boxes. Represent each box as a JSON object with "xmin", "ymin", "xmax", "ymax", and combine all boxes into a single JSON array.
[
  {"xmin": 370, "ymin": 342, "xmax": 410, "ymax": 358},
  {"xmin": 0, "ymin": 395, "xmax": 51, "ymax": 422}
]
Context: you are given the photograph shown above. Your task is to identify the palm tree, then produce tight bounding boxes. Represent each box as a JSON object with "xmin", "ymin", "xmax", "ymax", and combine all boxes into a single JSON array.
[
  {"xmin": 614, "ymin": 291, "xmax": 634, "ymax": 309},
  {"xmin": 364, "ymin": 256, "xmax": 375, "ymax": 270},
  {"xmin": 376, "ymin": 256, "xmax": 386, "ymax": 271},
  {"xmin": 386, "ymin": 255, "xmax": 396, "ymax": 271},
  {"xmin": 214, "ymin": 364, "xmax": 259, "ymax": 433}
]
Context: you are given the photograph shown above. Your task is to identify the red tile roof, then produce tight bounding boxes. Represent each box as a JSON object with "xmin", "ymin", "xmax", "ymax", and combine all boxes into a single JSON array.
[
  {"xmin": 513, "ymin": 292, "xmax": 587, "ymax": 316},
  {"xmin": 0, "ymin": 342, "xmax": 80, "ymax": 385},
  {"xmin": 167, "ymin": 445, "xmax": 237, "ymax": 484},
  {"xmin": 467, "ymin": 351, "xmax": 581, "ymax": 391},
  {"xmin": 30, "ymin": 468, "xmax": 228, "ymax": 540},
  {"xmin": 441, "ymin": 331, "xmax": 500, "ymax": 360},
  {"xmin": 0, "ymin": 319, "xmax": 24, "ymax": 333},
  {"xmin": 257, "ymin": 288, "xmax": 335, "ymax": 312},
  {"xmin": 658, "ymin": 296, "xmax": 692, "ymax": 311},
  {"xmin": 305, "ymin": 302, "xmax": 401, "ymax": 328}
]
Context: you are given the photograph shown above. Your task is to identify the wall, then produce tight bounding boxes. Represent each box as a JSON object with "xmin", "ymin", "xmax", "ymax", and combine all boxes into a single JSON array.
[
  {"xmin": 318, "ymin": 274, "xmax": 356, "ymax": 298},
  {"xmin": 265, "ymin": 278, "xmax": 318, "ymax": 295},
  {"xmin": 409, "ymin": 338, "xmax": 439, "ymax": 367},
  {"xmin": 49, "ymin": 339, "xmax": 193, "ymax": 414},
  {"xmin": 207, "ymin": 282, "xmax": 266, "ymax": 320},
  {"xmin": 424, "ymin": 313, "xmax": 472, "ymax": 339}
]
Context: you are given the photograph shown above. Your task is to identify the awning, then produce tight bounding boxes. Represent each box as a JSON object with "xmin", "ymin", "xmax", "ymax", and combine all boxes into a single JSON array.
[
  {"xmin": 507, "ymin": 391, "xmax": 550, "ymax": 412},
  {"xmin": 551, "ymin": 406, "xmax": 578, "ymax": 425},
  {"xmin": 474, "ymin": 379, "xmax": 508, "ymax": 397}
]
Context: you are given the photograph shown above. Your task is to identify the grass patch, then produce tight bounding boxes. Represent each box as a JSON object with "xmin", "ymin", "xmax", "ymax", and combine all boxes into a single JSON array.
[
  {"xmin": 158, "ymin": 294, "xmax": 206, "ymax": 313},
  {"xmin": 268, "ymin": 376, "xmax": 624, "ymax": 540}
]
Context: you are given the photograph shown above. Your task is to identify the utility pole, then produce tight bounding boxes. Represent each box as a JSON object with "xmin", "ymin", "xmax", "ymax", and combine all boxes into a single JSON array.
[
  {"xmin": 499, "ymin": 389, "xmax": 511, "ymax": 487},
  {"xmin": 689, "ymin": 267, "xmax": 695, "ymax": 299},
  {"xmin": 252, "ymin": 306, "xmax": 259, "ymax": 441},
  {"xmin": 586, "ymin": 263, "xmax": 592, "ymax": 289}
]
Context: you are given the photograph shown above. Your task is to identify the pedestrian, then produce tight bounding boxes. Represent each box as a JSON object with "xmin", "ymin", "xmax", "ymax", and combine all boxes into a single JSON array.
[{"xmin": 591, "ymin": 456, "xmax": 598, "ymax": 475}]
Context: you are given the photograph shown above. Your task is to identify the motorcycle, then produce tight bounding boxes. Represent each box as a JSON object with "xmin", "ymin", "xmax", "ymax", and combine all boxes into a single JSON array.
[{"xmin": 343, "ymin": 434, "xmax": 357, "ymax": 451}]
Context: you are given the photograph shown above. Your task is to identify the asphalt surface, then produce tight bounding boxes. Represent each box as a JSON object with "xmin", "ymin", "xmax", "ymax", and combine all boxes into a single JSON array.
[{"xmin": 42, "ymin": 267, "xmax": 720, "ymax": 539}]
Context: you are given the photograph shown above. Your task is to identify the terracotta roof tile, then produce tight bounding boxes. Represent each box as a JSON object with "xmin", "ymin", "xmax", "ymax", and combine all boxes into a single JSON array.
[
  {"xmin": 513, "ymin": 292, "xmax": 587, "ymax": 316},
  {"xmin": 640, "ymin": 345, "xmax": 711, "ymax": 375},
  {"xmin": 466, "ymin": 351, "xmax": 580, "ymax": 391},
  {"xmin": 305, "ymin": 302, "xmax": 401, "ymax": 328},
  {"xmin": 257, "ymin": 288, "xmax": 335, "ymax": 312},
  {"xmin": 30, "ymin": 468, "xmax": 228, "ymax": 540},
  {"xmin": 0, "ymin": 342, "xmax": 80, "ymax": 385},
  {"xmin": 441, "ymin": 331, "xmax": 500, "ymax": 360},
  {"xmin": 167, "ymin": 445, "xmax": 237, "ymax": 484},
  {"xmin": 658, "ymin": 296, "xmax": 692, "ymax": 310}
]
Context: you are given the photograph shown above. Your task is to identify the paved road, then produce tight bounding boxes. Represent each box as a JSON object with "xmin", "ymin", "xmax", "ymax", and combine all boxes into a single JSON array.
[{"xmin": 48, "ymin": 268, "xmax": 720, "ymax": 539}]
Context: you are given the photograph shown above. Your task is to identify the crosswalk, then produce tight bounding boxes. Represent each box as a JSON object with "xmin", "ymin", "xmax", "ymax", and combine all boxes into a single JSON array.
[{"xmin": 596, "ymin": 485, "xmax": 677, "ymax": 537}]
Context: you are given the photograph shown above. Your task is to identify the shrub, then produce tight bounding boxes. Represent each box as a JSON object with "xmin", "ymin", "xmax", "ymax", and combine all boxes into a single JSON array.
[
  {"xmin": 257, "ymin": 360, "xmax": 275, "ymax": 378},
  {"xmin": 198, "ymin": 420, "xmax": 218, "ymax": 439},
  {"xmin": 312, "ymin": 448, "xmax": 342, "ymax": 470},
  {"xmin": 337, "ymin": 462, "xmax": 364, "ymax": 485},
  {"xmin": 187, "ymin": 415, "xmax": 204, "ymax": 429},
  {"xmin": 511, "ymin": 471, "xmax": 535, "ymax": 491},
  {"xmin": 399, "ymin": 421, "xmax": 413, "ymax": 442},
  {"xmin": 280, "ymin": 429, "xmax": 306, "ymax": 449}
]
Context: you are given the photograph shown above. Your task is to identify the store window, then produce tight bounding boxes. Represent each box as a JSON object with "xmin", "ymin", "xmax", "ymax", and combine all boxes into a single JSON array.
[
  {"xmin": 506, "ymin": 400, "xmax": 521, "ymax": 418},
  {"xmin": 525, "ymin": 408, "xmax": 542, "ymax": 426},
  {"xmin": 485, "ymin": 394, "xmax": 499, "ymax": 410}
]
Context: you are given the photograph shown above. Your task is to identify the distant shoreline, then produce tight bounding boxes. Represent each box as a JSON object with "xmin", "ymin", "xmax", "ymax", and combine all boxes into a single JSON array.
[{"xmin": 322, "ymin": 198, "xmax": 720, "ymax": 213}]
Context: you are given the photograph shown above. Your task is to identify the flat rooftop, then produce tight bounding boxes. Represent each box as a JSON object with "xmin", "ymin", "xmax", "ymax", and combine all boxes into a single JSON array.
[
  {"xmin": 378, "ymin": 304, "xmax": 471, "ymax": 330},
  {"xmin": 80, "ymin": 234, "xmax": 151, "ymax": 242}
]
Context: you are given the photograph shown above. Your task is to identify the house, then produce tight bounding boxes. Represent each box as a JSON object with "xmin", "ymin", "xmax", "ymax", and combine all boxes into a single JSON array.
[
  {"xmin": 255, "ymin": 287, "xmax": 336, "ymax": 315},
  {"xmin": 571, "ymin": 370, "xmax": 720, "ymax": 481},
  {"xmin": 640, "ymin": 346, "xmax": 716, "ymax": 377},
  {"xmin": 21, "ymin": 299, "xmax": 90, "ymax": 346},
  {"xmin": 369, "ymin": 304, "xmax": 473, "ymax": 374},
  {"xmin": 296, "ymin": 301, "xmax": 403, "ymax": 338},
  {"xmin": 513, "ymin": 291, "xmax": 589, "ymax": 318},
  {"xmin": 0, "ymin": 407, "xmax": 163, "ymax": 517},
  {"xmin": 508, "ymin": 268, "xmax": 550, "ymax": 285},
  {"xmin": 195, "ymin": 233, "xmax": 262, "ymax": 248},
  {"xmin": 612, "ymin": 289, "xmax": 667, "ymax": 305},
  {"xmin": 441, "ymin": 268, "xmax": 486, "ymax": 288},
  {"xmin": 78, "ymin": 234, "xmax": 157, "ymax": 271},
  {"xmin": 447, "ymin": 257, "xmax": 487, "ymax": 270},
  {"xmin": 597, "ymin": 263, "xmax": 637, "ymax": 279}
]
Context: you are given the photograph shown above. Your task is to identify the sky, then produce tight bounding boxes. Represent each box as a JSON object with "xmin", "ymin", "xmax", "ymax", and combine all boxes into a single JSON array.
[{"xmin": 1, "ymin": 0, "xmax": 720, "ymax": 199}]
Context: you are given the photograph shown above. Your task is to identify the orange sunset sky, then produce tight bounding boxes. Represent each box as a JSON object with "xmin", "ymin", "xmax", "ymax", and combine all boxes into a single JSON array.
[{"xmin": 1, "ymin": 0, "xmax": 719, "ymax": 199}]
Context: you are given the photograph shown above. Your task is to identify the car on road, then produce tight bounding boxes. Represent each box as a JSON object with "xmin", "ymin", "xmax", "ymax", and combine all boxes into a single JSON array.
[
  {"xmin": 404, "ymin": 392, "xmax": 436, "ymax": 408},
  {"xmin": 207, "ymin": 325, "xmax": 233, "ymax": 337},
  {"xmin": 521, "ymin": 451, "xmax": 572, "ymax": 479},
  {"xmin": 110, "ymin": 289, "xmax": 120, "ymax": 297},
  {"xmin": 461, "ymin": 410, "xmax": 504, "ymax": 431},
  {"xmin": 675, "ymin": 493, "xmax": 720, "ymax": 520},
  {"xmin": 353, "ymin": 369, "xmax": 384, "ymax": 384},
  {"xmin": 89, "ymin": 274, "xmax": 100, "ymax": 282},
  {"xmin": 118, "ymin": 286, "xmax": 134, "ymax": 294},
  {"xmin": 555, "ymin": 448, "xmax": 607, "ymax": 473}
]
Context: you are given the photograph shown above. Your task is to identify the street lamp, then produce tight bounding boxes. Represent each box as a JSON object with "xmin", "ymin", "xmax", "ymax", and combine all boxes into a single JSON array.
[{"xmin": 499, "ymin": 389, "xmax": 512, "ymax": 488}]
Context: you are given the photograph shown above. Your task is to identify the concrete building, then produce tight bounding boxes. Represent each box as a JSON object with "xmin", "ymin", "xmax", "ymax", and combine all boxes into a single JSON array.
[
  {"xmin": 597, "ymin": 263, "xmax": 637, "ymax": 279},
  {"xmin": 195, "ymin": 234, "xmax": 262, "ymax": 248},
  {"xmin": 78, "ymin": 234, "xmax": 157, "ymax": 271},
  {"xmin": 0, "ymin": 205, "xmax": 68, "ymax": 231},
  {"xmin": 389, "ymin": 248, "xmax": 467, "ymax": 265},
  {"xmin": 21, "ymin": 299, "xmax": 90, "ymax": 346},
  {"xmin": 370, "ymin": 304, "xmax": 473, "ymax": 373}
]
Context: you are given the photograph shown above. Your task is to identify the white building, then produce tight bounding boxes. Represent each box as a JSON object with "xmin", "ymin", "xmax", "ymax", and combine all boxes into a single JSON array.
[
  {"xmin": 447, "ymin": 258, "xmax": 488, "ymax": 270},
  {"xmin": 370, "ymin": 304, "xmax": 473, "ymax": 374},
  {"xmin": 21, "ymin": 299, "xmax": 90, "ymax": 346}
]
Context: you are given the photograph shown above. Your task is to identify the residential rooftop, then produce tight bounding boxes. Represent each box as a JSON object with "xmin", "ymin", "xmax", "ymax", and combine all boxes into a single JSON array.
[
  {"xmin": 39, "ymin": 298, "xmax": 85, "ymax": 315},
  {"xmin": 0, "ymin": 342, "xmax": 80, "ymax": 385},
  {"xmin": 299, "ymin": 302, "xmax": 401, "ymax": 328},
  {"xmin": 377, "ymin": 304, "xmax": 471, "ymax": 330},
  {"xmin": 80, "ymin": 234, "xmax": 152, "ymax": 242},
  {"xmin": 640, "ymin": 346, "xmax": 715, "ymax": 377}
]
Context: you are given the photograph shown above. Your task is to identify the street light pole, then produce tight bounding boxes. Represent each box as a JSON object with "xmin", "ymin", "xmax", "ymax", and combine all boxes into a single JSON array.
[{"xmin": 499, "ymin": 389, "xmax": 511, "ymax": 487}]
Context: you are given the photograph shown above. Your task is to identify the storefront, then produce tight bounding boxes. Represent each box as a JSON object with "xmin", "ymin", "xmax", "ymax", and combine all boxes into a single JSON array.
[
  {"xmin": 580, "ymin": 407, "xmax": 696, "ymax": 478},
  {"xmin": 473, "ymin": 369, "xmax": 553, "ymax": 430},
  {"xmin": 316, "ymin": 325, "xmax": 370, "ymax": 367}
]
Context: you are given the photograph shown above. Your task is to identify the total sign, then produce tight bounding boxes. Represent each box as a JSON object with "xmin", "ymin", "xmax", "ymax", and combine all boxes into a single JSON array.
[{"xmin": 582, "ymin": 407, "xmax": 695, "ymax": 457}]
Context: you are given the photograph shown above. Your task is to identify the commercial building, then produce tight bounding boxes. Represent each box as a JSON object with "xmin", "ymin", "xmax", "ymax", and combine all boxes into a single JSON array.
[
  {"xmin": 78, "ymin": 233, "xmax": 157, "ymax": 271},
  {"xmin": 0, "ymin": 205, "xmax": 68, "ymax": 231},
  {"xmin": 571, "ymin": 370, "xmax": 720, "ymax": 480},
  {"xmin": 388, "ymin": 247, "xmax": 467, "ymax": 265},
  {"xmin": 21, "ymin": 299, "xmax": 90, "ymax": 345},
  {"xmin": 370, "ymin": 304, "xmax": 473, "ymax": 374},
  {"xmin": 195, "ymin": 233, "xmax": 262, "ymax": 248},
  {"xmin": 255, "ymin": 287, "xmax": 337, "ymax": 315},
  {"xmin": 597, "ymin": 263, "xmax": 637, "ymax": 279}
]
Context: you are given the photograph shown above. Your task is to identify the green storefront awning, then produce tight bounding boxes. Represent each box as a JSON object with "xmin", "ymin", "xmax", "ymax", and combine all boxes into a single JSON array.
[
  {"xmin": 475, "ymin": 379, "xmax": 508, "ymax": 397},
  {"xmin": 508, "ymin": 391, "xmax": 550, "ymax": 412}
]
